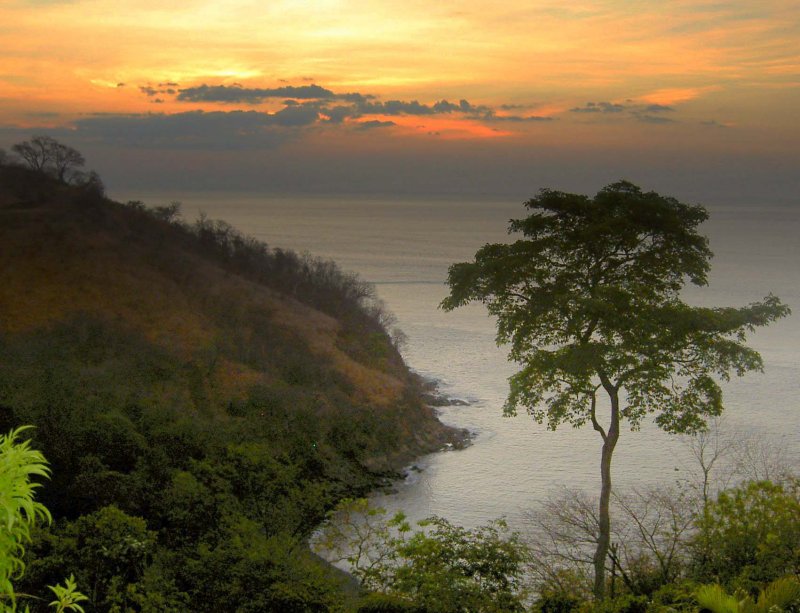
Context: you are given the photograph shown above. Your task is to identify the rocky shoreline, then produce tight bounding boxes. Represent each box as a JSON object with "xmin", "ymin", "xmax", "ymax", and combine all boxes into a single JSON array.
[
  {"xmin": 419, "ymin": 377, "xmax": 472, "ymax": 408},
  {"xmin": 367, "ymin": 374, "xmax": 477, "ymax": 490},
  {"xmin": 417, "ymin": 374, "xmax": 474, "ymax": 444}
]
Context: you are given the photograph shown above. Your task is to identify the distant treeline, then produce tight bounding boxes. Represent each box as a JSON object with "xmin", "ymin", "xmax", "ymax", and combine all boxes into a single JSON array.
[{"xmin": 127, "ymin": 199, "xmax": 405, "ymax": 352}]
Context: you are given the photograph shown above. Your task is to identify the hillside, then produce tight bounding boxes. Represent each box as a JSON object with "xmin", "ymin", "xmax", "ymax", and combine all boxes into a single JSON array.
[{"xmin": 0, "ymin": 164, "xmax": 459, "ymax": 611}]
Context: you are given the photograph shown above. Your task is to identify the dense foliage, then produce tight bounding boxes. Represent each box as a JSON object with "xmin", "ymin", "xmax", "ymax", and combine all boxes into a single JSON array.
[
  {"xmin": 317, "ymin": 499, "xmax": 530, "ymax": 612},
  {"xmin": 0, "ymin": 152, "xmax": 456, "ymax": 611},
  {"xmin": 692, "ymin": 480, "xmax": 800, "ymax": 589},
  {"xmin": 315, "ymin": 473, "xmax": 800, "ymax": 613}
]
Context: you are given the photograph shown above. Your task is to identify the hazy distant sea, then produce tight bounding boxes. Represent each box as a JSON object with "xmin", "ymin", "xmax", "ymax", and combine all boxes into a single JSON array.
[{"xmin": 115, "ymin": 191, "xmax": 800, "ymax": 529}]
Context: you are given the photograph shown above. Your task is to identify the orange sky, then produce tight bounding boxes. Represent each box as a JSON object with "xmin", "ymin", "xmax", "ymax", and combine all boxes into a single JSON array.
[{"xmin": 1, "ymin": 0, "xmax": 798, "ymax": 197}]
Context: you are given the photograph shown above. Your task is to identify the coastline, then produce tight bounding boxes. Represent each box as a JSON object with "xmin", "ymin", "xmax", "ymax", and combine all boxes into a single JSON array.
[{"xmin": 373, "ymin": 373, "xmax": 476, "ymax": 494}]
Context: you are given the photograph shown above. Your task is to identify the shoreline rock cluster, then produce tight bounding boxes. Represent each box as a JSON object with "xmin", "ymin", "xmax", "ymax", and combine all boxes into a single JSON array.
[{"xmin": 417, "ymin": 375, "xmax": 474, "ymax": 451}]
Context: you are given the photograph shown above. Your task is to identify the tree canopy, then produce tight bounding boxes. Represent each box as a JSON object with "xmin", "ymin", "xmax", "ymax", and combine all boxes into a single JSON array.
[
  {"xmin": 11, "ymin": 136, "xmax": 85, "ymax": 183},
  {"xmin": 442, "ymin": 180, "xmax": 789, "ymax": 599}
]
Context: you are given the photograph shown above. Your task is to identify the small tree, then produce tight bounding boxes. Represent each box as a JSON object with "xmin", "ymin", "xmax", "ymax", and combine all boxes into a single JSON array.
[
  {"xmin": 522, "ymin": 489, "xmax": 597, "ymax": 597},
  {"xmin": 692, "ymin": 480, "xmax": 800, "ymax": 588},
  {"xmin": 49, "ymin": 142, "xmax": 85, "ymax": 183},
  {"xmin": 442, "ymin": 181, "xmax": 789, "ymax": 600},
  {"xmin": 11, "ymin": 136, "xmax": 85, "ymax": 183},
  {"xmin": 611, "ymin": 485, "xmax": 695, "ymax": 594},
  {"xmin": 525, "ymin": 485, "xmax": 694, "ymax": 599},
  {"xmin": 11, "ymin": 137, "xmax": 51, "ymax": 173},
  {"xmin": 678, "ymin": 417, "xmax": 795, "ymax": 514},
  {"xmin": 316, "ymin": 499, "xmax": 529, "ymax": 612},
  {"xmin": 150, "ymin": 201, "xmax": 182, "ymax": 223}
]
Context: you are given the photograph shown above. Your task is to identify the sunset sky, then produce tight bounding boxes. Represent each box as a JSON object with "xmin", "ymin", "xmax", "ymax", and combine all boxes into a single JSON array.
[{"xmin": 1, "ymin": 0, "xmax": 798, "ymax": 201}]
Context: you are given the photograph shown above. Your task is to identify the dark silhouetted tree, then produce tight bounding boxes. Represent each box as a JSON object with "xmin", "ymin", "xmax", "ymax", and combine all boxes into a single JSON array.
[
  {"xmin": 80, "ymin": 170, "xmax": 105, "ymax": 198},
  {"xmin": 11, "ymin": 136, "xmax": 85, "ymax": 182},
  {"xmin": 12, "ymin": 136, "xmax": 51, "ymax": 173},
  {"xmin": 441, "ymin": 181, "xmax": 789, "ymax": 600},
  {"xmin": 50, "ymin": 140, "xmax": 86, "ymax": 182}
]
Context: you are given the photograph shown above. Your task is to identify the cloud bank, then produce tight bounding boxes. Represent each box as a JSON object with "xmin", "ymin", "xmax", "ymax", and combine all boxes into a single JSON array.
[{"xmin": 176, "ymin": 84, "xmax": 370, "ymax": 103}]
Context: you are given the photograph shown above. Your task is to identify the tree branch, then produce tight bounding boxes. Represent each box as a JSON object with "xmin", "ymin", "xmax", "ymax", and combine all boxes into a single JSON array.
[{"xmin": 589, "ymin": 389, "xmax": 606, "ymax": 441}]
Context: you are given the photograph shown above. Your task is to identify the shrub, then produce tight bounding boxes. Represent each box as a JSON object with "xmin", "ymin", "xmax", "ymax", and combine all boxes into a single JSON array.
[{"xmin": 691, "ymin": 480, "xmax": 800, "ymax": 587}]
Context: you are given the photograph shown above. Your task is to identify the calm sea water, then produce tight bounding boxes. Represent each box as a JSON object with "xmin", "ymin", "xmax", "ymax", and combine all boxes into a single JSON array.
[{"xmin": 116, "ymin": 190, "xmax": 800, "ymax": 530}]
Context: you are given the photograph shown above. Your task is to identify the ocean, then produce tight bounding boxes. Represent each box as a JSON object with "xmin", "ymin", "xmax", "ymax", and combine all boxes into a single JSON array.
[{"xmin": 114, "ymin": 190, "xmax": 800, "ymax": 530}]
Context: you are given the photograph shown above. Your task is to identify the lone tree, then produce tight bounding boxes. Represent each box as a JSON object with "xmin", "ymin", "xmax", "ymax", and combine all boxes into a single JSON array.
[
  {"xmin": 11, "ymin": 135, "xmax": 85, "ymax": 182},
  {"xmin": 441, "ymin": 181, "xmax": 789, "ymax": 600}
]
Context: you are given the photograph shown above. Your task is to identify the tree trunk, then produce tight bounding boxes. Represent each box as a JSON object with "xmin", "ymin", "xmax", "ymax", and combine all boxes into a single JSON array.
[{"xmin": 593, "ymin": 386, "xmax": 620, "ymax": 601}]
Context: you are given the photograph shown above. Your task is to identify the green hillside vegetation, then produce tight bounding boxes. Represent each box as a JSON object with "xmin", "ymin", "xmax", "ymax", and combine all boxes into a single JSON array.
[{"xmin": 0, "ymin": 158, "xmax": 460, "ymax": 611}]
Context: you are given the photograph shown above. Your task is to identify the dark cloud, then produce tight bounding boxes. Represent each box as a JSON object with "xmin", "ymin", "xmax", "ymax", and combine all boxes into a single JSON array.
[
  {"xmin": 72, "ymin": 110, "xmax": 306, "ymax": 149},
  {"xmin": 570, "ymin": 101, "xmax": 627, "ymax": 113},
  {"xmin": 355, "ymin": 97, "xmax": 492, "ymax": 117},
  {"xmin": 433, "ymin": 99, "xmax": 487, "ymax": 113},
  {"xmin": 356, "ymin": 99, "xmax": 435, "ymax": 115},
  {"xmin": 571, "ymin": 100, "xmax": 678, "ymax": 124},
  {"xmin": 323, "ymin": 105, "xmax": 357, "ymax": 124},
  {"xmin": 355, "ymin": 120, "xmax": 396, "ymax": 130},
  {"xmin": 139, "ymin": 84, "xmax": 176, "ymax": 97},
  {"xmin": 116, "ymin": 83, "xmax": 125, "ymax": 88},
  {"xmin": 288, "ymin": 95, "xmax": 502, "ymax": 124},
  {"xmin": 176, "ymin": 84, "xmax": 371, "ymax": 104},
  {"xmin": 271, "ymin": 104, "xmax": 320, "ymax": 126},
  {"xmin": 149, "ymin": 80, "xmax": 556, "ymax": 130},
  {"xmin": 158, "ymin": 82, "xmax": 179, "ymax": 87},
  {"xmin": 701, "ymin": 119, "xmax": 728, "ymax": 128},
  {"xmin": 338, "ymin": 92, "xmax": 371, "ymax": 103},
  {"xmin": 464, "ymin": 101, "xmax": 554, "ymax": 122},
  {"xmin": 482, "ymin": 113, "xmax": 555, "ymax": 122},
  {"xmin": 124, "ymin": 83, "xmax": 561, "ymax": 136}
]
